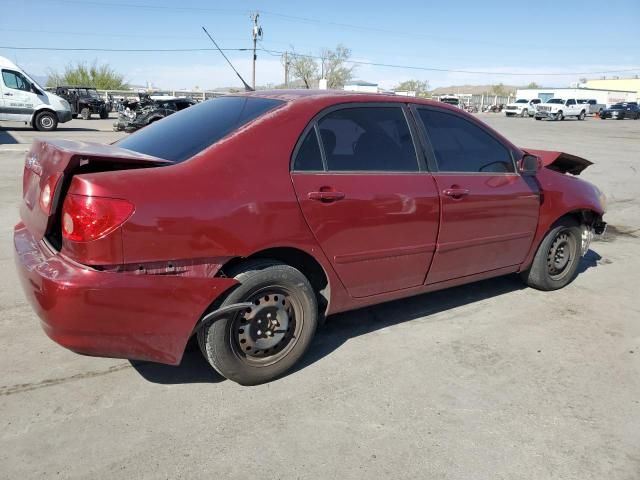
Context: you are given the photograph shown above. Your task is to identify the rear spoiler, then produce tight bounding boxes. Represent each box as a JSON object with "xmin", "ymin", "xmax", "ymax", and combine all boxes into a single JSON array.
[{"xmin": 523, "ymin": 149, "xmax": 592, "ymax": 175}]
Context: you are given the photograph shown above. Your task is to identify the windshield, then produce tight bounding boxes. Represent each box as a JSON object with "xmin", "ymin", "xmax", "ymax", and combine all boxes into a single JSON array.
[
  {"xmin": 515, "ymin": 99, "xmax": 528, "ymax": 103},
  {"xmin": 547, "ymin": 99, "xmax": 564, "ymax": 104},
  {"xmin": 610, "ymin": 105, "xmax": 624, "ymax": 110},
  {"xmin": 116, "ymin": 96, "xmax": 284, "ymax": 163}
]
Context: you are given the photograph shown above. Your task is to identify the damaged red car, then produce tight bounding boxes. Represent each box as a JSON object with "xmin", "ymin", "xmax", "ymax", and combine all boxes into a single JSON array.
[{"xmin": 14, "ymin": 91, "xmax": 607, "ymax": 385}]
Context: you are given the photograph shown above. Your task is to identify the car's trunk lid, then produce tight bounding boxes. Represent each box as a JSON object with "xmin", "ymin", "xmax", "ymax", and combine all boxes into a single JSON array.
[
  {"xmin": 20, "ymin": 139, "xmax": 171, "ymax": 242},
  {"xmin": 524, "ymin": 148, "xmax": 593, "ymax": 175}
]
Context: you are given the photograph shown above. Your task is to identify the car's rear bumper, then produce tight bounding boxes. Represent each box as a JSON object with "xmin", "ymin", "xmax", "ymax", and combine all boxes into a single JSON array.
[{"xmin": 14, "ymin": 222, "xmax": 237, "ymax": 365}]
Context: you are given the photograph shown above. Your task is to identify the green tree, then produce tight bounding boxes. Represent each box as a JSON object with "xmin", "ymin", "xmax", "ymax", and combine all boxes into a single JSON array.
[
  {"xmin": 321, "ymin": 44, "xmax": 355, "ymax": 89},
  {"xmin": 394, "ymin": 79, "xmax": 430, "ymax": 96},
  {"xmin": 526, "ymin": 81, "xmax": 541, "ymax": 89},
  {"xmin": 289, "ymin": 52, "xmax": 319, "ymax": 89},
  {"xmin": 490, "ymin": 83, "xmax": 507, "ymax": 96},
  {"xmin": 47, "ymin": 61, "xmax": 128, "ymax": 89}
]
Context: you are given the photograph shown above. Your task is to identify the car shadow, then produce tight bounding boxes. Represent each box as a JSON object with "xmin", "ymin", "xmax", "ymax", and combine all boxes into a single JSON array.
[{"xmin": 130, "ymin": 250, "xmax": 601, "ymax": 385}]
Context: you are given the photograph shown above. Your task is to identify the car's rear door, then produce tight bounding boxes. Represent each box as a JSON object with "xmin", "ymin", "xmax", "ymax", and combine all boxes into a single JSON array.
[
  {"xmin": 413, "ymin": 106, "xmax": 539, "ymax": 284},
  {"xmin": 290, "ymin": 104, "xmax": 440, "ymax": 298}
]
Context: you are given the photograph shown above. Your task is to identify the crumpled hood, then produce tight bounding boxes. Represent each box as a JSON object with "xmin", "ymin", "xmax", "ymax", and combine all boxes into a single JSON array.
[{"xmin": 523, "ymin": 149, "xmax": 593, "ymax": 175}]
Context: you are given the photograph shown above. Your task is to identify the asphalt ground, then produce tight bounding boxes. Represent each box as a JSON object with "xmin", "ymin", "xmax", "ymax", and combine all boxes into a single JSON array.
[{"xmin": 0, "ymin": 112, "xmax": 638, "ymax": 479}]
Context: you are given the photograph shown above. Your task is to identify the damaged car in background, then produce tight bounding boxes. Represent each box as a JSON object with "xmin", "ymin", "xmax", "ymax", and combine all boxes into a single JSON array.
[{"xmin": 113, "ymin": 94, "xmax": 197, "ymax": 132}]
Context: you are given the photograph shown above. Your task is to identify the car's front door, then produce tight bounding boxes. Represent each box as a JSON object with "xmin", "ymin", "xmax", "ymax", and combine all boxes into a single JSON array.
[
  {"xmin": 414, "ymin": 106, "xmax": 539, "ymax": 284},
  {"xmin": 291, "ymin": 104, "xmax": 440, "ymax": 298},
  {"xmin": 0, "ymin": 69, "xmax": 37, "ymax": 122}
]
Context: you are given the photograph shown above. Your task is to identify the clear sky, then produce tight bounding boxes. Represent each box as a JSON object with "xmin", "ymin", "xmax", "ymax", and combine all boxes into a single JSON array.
[{"xmin": 1, "ymin": 0, "xmax": 638, "ymax": 90}]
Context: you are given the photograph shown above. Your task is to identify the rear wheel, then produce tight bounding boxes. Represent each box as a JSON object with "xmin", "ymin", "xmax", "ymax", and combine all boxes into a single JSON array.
[
  {"xmin": 80, "ymin": 108, "xmax": 90, "ymax": 120},
  {"xmin": 33, "ymin": 111, "xmax": 58, "ymax": 131},
  {"xmin": 99, "ymin": 109, "xmax": 108, "ymax": 119},
  {"xmin": 198, "ymin": 260, "xmax": 318, "ymax": 385},
  {"xmin": 521, "ymin": 219, "xmax": 582, "ymax": 291},
  {"xmin": 578, "ymin": 110, "xmax": 586, "ymax": 120}
]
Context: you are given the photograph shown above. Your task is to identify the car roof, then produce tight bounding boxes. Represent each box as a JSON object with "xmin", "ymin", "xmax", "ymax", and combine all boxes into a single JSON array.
[{"xmin": 237, "ymin": 88, "xmax": 453, "ymax": 109}]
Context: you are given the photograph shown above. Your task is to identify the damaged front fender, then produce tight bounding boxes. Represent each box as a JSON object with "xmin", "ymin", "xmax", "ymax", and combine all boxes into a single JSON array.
[{"xmin": 523, "ymin": 149, "xmax": 593, "ymax": 175}]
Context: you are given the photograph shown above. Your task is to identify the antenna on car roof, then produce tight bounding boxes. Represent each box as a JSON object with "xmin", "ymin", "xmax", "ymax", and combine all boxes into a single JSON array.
[{"xmin": 201, "ymin": 26, "xmax": 254, "ymax": 92}]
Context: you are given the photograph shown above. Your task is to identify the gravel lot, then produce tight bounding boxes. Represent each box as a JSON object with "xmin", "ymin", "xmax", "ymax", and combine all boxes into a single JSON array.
[{"xmin": 1, "ymin": 113, "xmax": 639, "ymax": 479}]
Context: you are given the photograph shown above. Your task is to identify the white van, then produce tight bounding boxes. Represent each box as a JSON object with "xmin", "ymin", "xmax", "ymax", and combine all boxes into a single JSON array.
[{"xmin": 0, "ymin": 56, "xmax": 71, "ymax": 131}]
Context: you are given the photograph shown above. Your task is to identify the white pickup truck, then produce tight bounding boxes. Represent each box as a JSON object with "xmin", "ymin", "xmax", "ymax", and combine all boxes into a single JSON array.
[
  {"xmin": 503, "ymin": 98, "xmax": 541, "ymax": 117},
  {"xmin": 577, "ymin": 99, "xmax": 605, "ymax": 116},
  {"xmin": 534, "ymin": 98, "xmax": 587, "ymax": 121}
]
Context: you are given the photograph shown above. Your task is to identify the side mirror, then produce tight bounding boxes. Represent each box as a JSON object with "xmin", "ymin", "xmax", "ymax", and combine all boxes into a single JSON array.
[
  {"xmin": 518, "ymin": 154, "xmax": 541, "ymax": 176},
  {"xmin": 31, "ymin": 84, "xmax": 43, "ymax": 95}
]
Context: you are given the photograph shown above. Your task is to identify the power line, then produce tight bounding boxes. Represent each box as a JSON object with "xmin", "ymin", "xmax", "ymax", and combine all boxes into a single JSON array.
[
  {"xmin": 261, "ymin": 48, "xmax": 640, "ymax": 77},
  {"xmin": 2, "ymin": 44, "xmax": 637, "ymax": 76},
  {"xmin": 30, "ymin": 0, "xmax": 631, "ymax": 51},
  {"xmin": 0, "ymin": 46, "xmax": 250, "ymax": 52}
]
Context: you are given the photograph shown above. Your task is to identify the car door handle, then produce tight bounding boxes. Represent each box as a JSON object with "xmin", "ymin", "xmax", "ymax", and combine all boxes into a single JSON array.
[
  {"xmin": 308, "ymin": 191, "xmax": 345, "ymax": 202},
  {"xmin": 443, "ymin": 188, "xmax": 469, "ymax": 199},
  {"xmin": 4, "ymin": 92, "xmax": 13, "ymax": 96}
]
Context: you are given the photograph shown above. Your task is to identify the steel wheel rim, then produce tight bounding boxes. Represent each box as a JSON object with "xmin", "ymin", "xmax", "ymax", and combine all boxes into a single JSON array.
[
  {"xmin": 229, "ymin": 286, "xmax": 303, "ymax": 367},
  {"xmin": 40, "ymin": 116, "xmax": 53, "ymax": 128},
  {"xmin": 546, "ymin": 230, "xmax": 576, "ymax": 280}
]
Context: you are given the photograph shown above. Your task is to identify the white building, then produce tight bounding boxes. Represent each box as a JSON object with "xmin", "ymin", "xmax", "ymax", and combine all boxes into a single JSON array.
[
  {"xmin": 343, "ymin": 80, "xmax": 379, "ymax": 93},
  {"xmin": 515, "ymin": 87, "xmax": 636, "ymax": 107}
]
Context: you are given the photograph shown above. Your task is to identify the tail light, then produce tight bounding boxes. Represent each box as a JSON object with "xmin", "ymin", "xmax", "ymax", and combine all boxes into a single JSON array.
[
  {"xmin": 39, "ymin": 174, "xmax": 62, "ymax": 215},
  {"xmin": 62, "ymin": 194, "xmax": 134, "ymax": 242}
]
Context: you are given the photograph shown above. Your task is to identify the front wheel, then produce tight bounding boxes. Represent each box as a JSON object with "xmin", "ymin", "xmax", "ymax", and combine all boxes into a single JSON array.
[
  {"xmin": 198, "ymin": 260, "xmax": 318, "ymax": 385},
  {"xmin": 521, "ymin": 109, "xmax": 528, "ymax": 117},
  {"xmin": 521, "ymin": 219, "xmax": 582, "ymax": 291},
  {"xmin": 99, "ymin": 109, "xmax": 108, "ymax": 119},
  {"xmin": 33, "ymin": 111, "xmax": 58, "ymax": 131},
  {"xmin": 80, "ymin": 108, "xmax": 91, "ymax": 120}
]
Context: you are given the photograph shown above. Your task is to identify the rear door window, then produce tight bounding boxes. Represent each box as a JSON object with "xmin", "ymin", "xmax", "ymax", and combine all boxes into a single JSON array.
[
  {"xmin": 116, "ymin": 96, "xmax": 283, "ymax": 163},
  {"xmin": 316, "ymin": 107, "xmax": 418, "ymax": 172},
  {"xmin": 417, "ymin": 108, "xmax": 514, "ymax": 173},
  {"xmin": 293, "ymin": 128, "xmax": 324, "ymax": 171}
]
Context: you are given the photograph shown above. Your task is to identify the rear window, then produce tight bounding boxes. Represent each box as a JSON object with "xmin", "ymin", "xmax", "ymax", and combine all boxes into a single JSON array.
[{"xmin": 116, "ymin": 96, "xmax": 283, "ymax": 163}]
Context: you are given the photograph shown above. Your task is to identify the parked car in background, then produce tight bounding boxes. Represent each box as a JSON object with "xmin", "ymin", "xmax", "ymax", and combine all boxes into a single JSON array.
[
  {"xmin": 113, "ymin": 95, "xmax": 196, "ymax": 132},
  {"xmin": 439, "ymin": 95, "xmax": 462, "ymax": 108},
  {"xmin": 577, "ymin": 99, "xmax": 605, "ymax": 116},
  {"xmin": 535, "ymin": 98, "xmax": 587, "ymax": 121},
  {"xmin": 50, "ymin": 86, "xmax": 109, "ymax": 120},
  {"xmin": 0, "ymin": 56, "xmax": 72, "ymax": 131},
  {"xmin": 14, "ymin": 91, "xmax": 607, "ymax": 385},
  {"xmin": 599, "ymin": 103, "xmax": 640, "ymax": 120},
  {"xmin": 504, "ymin": 98, "xmax": 541, "ymax": 117}
]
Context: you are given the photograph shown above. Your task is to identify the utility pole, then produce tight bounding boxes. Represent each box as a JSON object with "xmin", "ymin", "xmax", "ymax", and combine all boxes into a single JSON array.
[
  {"xmin": 250, "ymin": 12, "xmax": 262, "ymax": 90},
  {"xmin": 283, "ymin": 51, "xmax": 290, "ymax": 87}
]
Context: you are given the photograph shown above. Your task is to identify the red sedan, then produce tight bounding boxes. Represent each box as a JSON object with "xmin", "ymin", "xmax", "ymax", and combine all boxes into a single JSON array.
[{"xmin": 14, "ymin": 91, "xmax": 607, "ymax": 385}]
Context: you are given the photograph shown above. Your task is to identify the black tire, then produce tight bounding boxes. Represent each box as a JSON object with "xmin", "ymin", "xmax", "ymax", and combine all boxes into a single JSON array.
[
  {"xmin": 578, "ymin": 110, "xmax": 586, "ymax": 121},
  {"xmin": 71, "ymin": 113, "xmax": 78, "ymax": 119},
  {"xmin": 535, "ymin": 116, "xmax": 542, "ymax": 121},
  {"xmin": 556, "ymin": 110, "xmax": 564, "ymax": 121},
  {"xmin": 33, "ymin": 111, "xmax": 58, "ymax": 131},
  {"xmin": 520, "ymin": 218, "xmax": 582, "ymax": 291},
  {"xmin": 80, "ymin": 108, "xmax": 90, "ymax": 120},
  {"xmin": 99, "ymin": 109, "xmax": 108, "ymax": 119},
  {"xmin": 198, "ymin": 260, "xmax": 318, "ymax": 385},
  {"xmin": 521, "ymin": 108, "xmax": 528, "ymax": 117}
]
